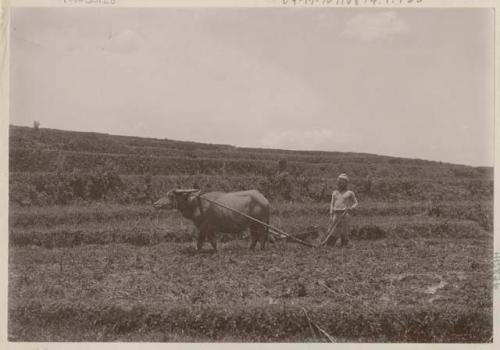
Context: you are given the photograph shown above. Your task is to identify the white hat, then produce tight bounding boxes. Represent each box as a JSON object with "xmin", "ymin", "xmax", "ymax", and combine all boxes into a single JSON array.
[{"xmin": 338, "ymin": 173, "xmax": 349, "ymax": 181}]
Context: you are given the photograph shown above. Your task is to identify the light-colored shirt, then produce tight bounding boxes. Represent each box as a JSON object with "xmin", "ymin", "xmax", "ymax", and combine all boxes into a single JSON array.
[{"xmin": 330, "ymin": 190, "xmax": 358, "ymax": 214}]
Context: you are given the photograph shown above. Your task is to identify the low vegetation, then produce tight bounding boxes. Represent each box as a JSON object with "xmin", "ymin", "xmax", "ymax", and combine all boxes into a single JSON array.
[
  {"xmin": 9, "ymin": 239, "xmax": 492, "ymax": 342},
  {"xmin": 8, "ymin": 125, "xmax": 493, "ymax": 342}
]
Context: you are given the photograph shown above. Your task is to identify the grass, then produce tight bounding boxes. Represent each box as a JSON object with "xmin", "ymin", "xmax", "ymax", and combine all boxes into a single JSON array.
[
  {"xmin": 9, "ymin": 199, "xmax": 492, "ymax": 227},
  {"xmin": 14, "ymin": 125, "xmax": 488, "ymax": 171},
  {"xmin": 9, "ymin": 125, "xmax": 493, "ymax": 207},
  {"xmin": 9, "ymin": 238, "xmax": 492, "ymax": 342},
  {"xmin": 8, "ymin": 200, "xmax": 490, "ymax": 249},
  {"xmin": 9, "ymin": 203, "xmax": 156, "ymax": 228},
  {"xmin": 7, "ymin": 125, "xmax": 494, "ymax": 342}
]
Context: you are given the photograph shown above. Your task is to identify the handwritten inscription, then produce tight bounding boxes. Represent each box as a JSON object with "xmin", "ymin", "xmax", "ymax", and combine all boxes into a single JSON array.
[
  {"xmin": 283, "ymin": 0, "xmax": 423, "ymax": 5},
  {"xmin": 64, "ymin": 0, "xmax": 117, "ymax": 5}
]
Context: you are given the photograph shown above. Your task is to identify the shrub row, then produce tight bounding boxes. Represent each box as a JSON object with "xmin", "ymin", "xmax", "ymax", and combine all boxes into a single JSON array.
[
  {"xmin": 128, "ymin": 145, "xmax": 476, "ymax": 176},
  {"xmin": 10, "ymin": 146, "xmax": 491, "ymax": 182},
  {"xmin": 9, "ymin": 170, "xmax": 494, "ymax": 209},
  {"xmin": 10, "ymin": 168, "xmax": 125, "ymax": 206},
  {"xmin": 10, "ymin": 148, "xmax": 274, "ymax": 176},
  {"xmin": 9, "ymin": 301, "xmax": 492, "ymax": 342}
]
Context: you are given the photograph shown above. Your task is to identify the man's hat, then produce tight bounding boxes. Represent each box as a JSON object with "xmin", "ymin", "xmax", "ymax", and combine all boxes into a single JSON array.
[{"xmin": 338, "ymin": 173, "xmax": 349, "ymax": 181}]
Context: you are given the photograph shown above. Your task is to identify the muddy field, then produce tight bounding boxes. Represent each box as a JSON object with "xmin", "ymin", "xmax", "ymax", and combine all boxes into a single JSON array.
[{"xmin": 8, "ymin": 201, "xmax": 493, "ymax": 342}]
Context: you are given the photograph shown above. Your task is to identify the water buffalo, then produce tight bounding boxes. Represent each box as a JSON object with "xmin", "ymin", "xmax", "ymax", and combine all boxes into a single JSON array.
[{"xmin": 153, "ymin": 189, "xmax": 270, "ymax": 251}]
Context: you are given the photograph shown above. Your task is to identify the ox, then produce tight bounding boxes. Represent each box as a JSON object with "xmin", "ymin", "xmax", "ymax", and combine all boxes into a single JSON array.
[{"xmin": 153, "ymin": 189, "xmax": 270, "ymax": 251}]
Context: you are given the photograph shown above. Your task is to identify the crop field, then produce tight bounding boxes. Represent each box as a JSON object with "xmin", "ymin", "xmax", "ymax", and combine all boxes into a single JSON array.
[{"xmin": 8, "ymin": 126, "xmax": 494, "ymax": 342}]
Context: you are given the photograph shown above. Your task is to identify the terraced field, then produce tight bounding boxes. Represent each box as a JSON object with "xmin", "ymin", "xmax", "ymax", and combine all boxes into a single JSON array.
[
  {"xmin": 8, "ymin": 125, "xmax": 494, "ymax": 342},
  {"xmin": 9, "ymin": 200, "xmax": 493, "ymax": 342}
]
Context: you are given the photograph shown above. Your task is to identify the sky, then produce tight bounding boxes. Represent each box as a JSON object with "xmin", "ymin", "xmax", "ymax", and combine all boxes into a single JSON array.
[{"xmin": 10, "ymin": 7, "xmax": 494, "ymax": 166}]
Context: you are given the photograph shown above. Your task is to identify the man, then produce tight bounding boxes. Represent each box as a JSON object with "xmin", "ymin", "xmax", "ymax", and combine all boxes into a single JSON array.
[{"xmin": 326, "ymin": 173, "xmax": 358, "ymax": 247}]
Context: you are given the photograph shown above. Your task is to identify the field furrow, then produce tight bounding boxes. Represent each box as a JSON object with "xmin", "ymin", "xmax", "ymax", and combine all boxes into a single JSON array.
[{"xmin": 9, "ymin": 239, "xmax": 492, "ymax": 342}]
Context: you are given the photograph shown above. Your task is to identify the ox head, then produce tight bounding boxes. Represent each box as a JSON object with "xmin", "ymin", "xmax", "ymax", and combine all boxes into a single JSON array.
[{"xmin": 153, "ymin": 189, "xmax": 200, "ymax": 210}]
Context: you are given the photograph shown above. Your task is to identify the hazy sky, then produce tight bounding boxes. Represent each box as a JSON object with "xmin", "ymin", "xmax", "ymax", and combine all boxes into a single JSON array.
[{"xmin": 10, "ymin": 7, "xmax": 494, "ymax": 166}]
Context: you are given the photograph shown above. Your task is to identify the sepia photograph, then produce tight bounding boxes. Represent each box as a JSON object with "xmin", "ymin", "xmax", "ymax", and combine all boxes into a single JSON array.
[{"xmin": 6, "ymin": 1, "xmax": 496, "ymax": 344}]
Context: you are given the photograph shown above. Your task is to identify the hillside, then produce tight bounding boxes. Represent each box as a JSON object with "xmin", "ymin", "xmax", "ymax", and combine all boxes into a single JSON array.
[
  {"xmin": 8, "ymin": 125, "xmax": 494, "ymax": 342},
  {"xmin": 9, "ymin": 125, "xmax": 493, "ymax": 208}
]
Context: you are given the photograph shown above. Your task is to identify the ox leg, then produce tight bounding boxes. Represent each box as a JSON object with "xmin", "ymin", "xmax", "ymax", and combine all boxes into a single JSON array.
[
  {"xmin": 196, "ymin": 232, "xmax": 206, "ymax": 252},
  {"xmin": 250, "ymin": 225, "xmax": 262, "ymax": 250},
  {"xmin": 249, "ymin": 237, "xmax": 258, "ymax": 250},
  {"xmin": 207, "ymin": 231, "xmax": 217, "ymax": 251},
  {"xmin": 259, "ymin": 214, "xmax": 270, "ymax": 250},
  {"xmin": 249, "ymin": 226, "xmax": 258, "ymax": 250},
  {"xmin": 260, "ymin": 226, "xmax": 268, "ymax": 250}
]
